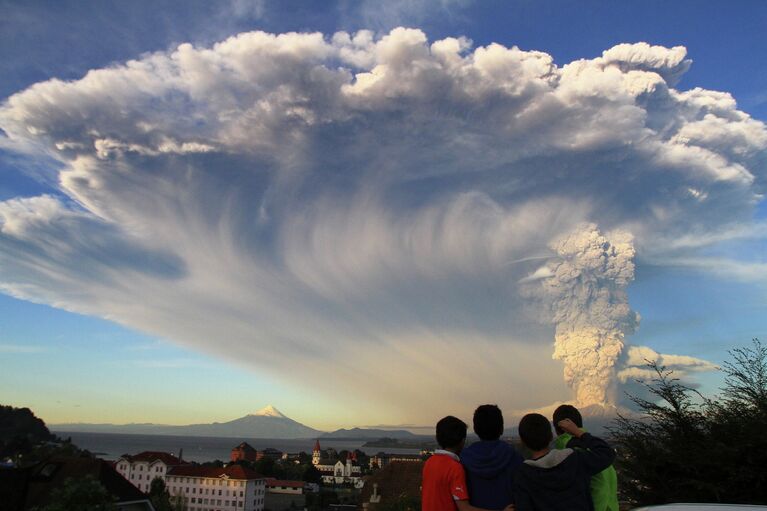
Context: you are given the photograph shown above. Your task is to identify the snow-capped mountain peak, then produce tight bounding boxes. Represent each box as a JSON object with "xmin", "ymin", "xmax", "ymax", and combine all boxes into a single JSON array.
[{"xmin": 252, "ymin": 404, "xmax": 287, "ymax": 419}]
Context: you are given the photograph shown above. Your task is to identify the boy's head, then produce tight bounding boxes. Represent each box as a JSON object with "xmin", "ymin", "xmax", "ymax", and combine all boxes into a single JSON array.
[
  {"xmin": 552, "ymin": 404, "xmax": 583, "ymax": 435},
  {"xmin": 436, "ymin": 415, "xmax": 467, "ymax": 451},
  {"xmin": 473, "ymin": 404, "xmax": 504, "ymax": 441},
  {"xmin": 518, "ymin": 413, "xmax": 553, "ymax": 451}
]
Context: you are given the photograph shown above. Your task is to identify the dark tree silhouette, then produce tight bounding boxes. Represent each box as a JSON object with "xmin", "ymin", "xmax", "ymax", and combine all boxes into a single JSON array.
[
  {"xmin": 0, "ymin": 405, "xmax": 54, "ymax": 460},
  {"xmin": 38, "ymin": 475, "xmax": 116, "ymax": 511},
  {"xmin": 611, "ymin": 339, "xmax": 767, "ymax": 505}
]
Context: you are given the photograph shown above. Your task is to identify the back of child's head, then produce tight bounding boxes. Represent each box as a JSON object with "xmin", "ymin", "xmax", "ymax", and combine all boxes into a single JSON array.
[
  {"xmin": 552, "ymin": 404, "xmax": 583, "ymax": 435},
  {"xmin": 436, "ymin": 415, "xmax": 467, "ymax": 449},
  {"xmin": 473, "ymin": 404, "xmax": 504, "ymax": 441},
  {"xmin": 518, "ymin": 413, "xmax": 553, "ymax": 451}
]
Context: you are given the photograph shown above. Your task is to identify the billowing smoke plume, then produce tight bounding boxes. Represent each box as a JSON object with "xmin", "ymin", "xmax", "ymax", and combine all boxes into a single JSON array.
[
  {"xmin": 523, "ymin": 224, "xmax": 639, "ymax": 406},
  {"xmin": 0, "ymin": 28, "xmax": 763, "ymax": 420}
]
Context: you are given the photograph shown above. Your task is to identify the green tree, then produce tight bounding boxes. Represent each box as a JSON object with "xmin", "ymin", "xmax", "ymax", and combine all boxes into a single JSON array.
[
  {"xmin": 302, "ymin": 463, "xmax": 321, "ymax": 483},
  {"xmin": 611, "ymin": 339, "xmax": 767, "ymax": 505},
  {"xmin": 254, "ymin": 456, "xmax": 277, "ymax": 477},
  {"xmin": 706, "ymin": 339, "xmax": 767, "ymax": 502},
  {"xmin": 38, "ymin": 475, "xmax": 116, "ymax": 511},
  {"xmin": 170, "ymin": 493, "xmax": 188, "ymax": 511},
  {"xmin": 148, "ymin": 477, "xmax": 173, "ymax": 511}
]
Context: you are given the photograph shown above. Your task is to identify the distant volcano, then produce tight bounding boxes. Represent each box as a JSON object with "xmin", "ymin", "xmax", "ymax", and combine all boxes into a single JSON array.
[
  {"xmin": 251, "ymin": 404, "xmax": 288, "ymax": 419},
  {"xmin": 504, "ymin": 402, "xmax": 631, "ymax": 436},
  {"xmin": 52, "ymin": 404, "xmax": 322, "ymax": 439}
]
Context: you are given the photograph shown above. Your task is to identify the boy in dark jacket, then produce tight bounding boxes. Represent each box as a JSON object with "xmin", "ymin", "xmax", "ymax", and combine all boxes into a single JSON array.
[
  {"xmin": 553, "ymin": 405, "xmax": 619, "ymax": 511},
  {"xmin": 461, "ymin": 404, "xmax": 524, "ymax": 510},
  {"xmin": 513, "ymin": 413, "xmax": 615, "ymax": 511}
]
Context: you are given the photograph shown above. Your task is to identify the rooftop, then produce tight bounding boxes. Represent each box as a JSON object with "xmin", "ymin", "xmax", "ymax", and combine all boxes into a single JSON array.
[
  {"xmin": 119, "ymin": 451, "xmax": 185, "ymax": 466},
  {"xmin": 266, "ymin": 478, "xmax": 305, "ymax": 488},
  {"xmin": 167, "ymin": 464, "xmax": 265, "ymax": 480},
  {"xmin": 232, "ymin": 442, "xmax": 257, "ymax": 452}
]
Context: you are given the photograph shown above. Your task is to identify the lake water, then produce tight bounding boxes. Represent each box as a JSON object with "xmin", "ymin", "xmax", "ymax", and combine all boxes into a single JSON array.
[{"xmin": 54, "ymin": 431, "xmax": 421, "ymax": 463}]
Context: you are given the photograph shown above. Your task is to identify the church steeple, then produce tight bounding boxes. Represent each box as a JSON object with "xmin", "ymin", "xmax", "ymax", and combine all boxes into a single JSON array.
[{"xmin": 312, "ymin": 439, "xmax": 321, "ymax": 465}]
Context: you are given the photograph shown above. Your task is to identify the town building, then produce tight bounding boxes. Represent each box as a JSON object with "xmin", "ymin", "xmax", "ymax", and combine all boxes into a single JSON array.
[
  {"xmin": 114, "ymin": 451, "xmax": 188, "ymax": 493},
  {"xmin": 312, "ymin": 440, "xmax": 363, "ymax": 485},
  {"xmin": 165, "ymin": 464, "xmax": 267, "ymax": 511},
  {"xmin": 231, "ymin": 442, "xmax": 258, "ymax": 463},
  {"xmin": 265, "ymin": 478, "xmax": 304, "ymax": 495},
  {"xmin": 279, "ymin": 452, "xmax": 305, "ymax": 464},
  {"xmin": 368, "ymin": 452, "xmax": 423, "ymax": 470},
  {"xmin": 264, "ymin": 479, "xmax": 306, "ymax": 511},
  {"xmin": 317, "ymin": 454, "xmax": 363, "ymax": 486},
  {"xmin": 255, "ymin": 447, "xmax": 282, "ymax": 461}
]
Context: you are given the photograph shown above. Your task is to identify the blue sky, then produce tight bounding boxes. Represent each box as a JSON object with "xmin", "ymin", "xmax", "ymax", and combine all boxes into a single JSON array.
[{"xmin": 1, "ymin": 0, "xmax": 765, "ymax": 430}]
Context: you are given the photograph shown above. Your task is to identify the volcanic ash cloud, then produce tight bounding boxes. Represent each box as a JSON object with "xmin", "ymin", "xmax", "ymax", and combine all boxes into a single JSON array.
[
  {"xmin": 524, "ymin": 224, "xmax": 639, "ymax": 407},
  {"xmin": 0, "ymin": 28, "xmax": 764, "ymax": 419}
]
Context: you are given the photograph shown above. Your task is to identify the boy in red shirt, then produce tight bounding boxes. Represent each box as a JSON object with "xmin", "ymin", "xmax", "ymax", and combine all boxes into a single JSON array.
[{"xmin": 422, "ymin": 415, "xmax": 515, "ymax": 511}]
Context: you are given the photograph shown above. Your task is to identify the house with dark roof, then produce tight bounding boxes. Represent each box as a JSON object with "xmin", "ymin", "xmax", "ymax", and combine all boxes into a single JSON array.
[
  {"xmin": 255, "ymin": 447, "xmax": 283, "ymax": 461},
  {"xmin": 0, "ymin": 456, "xmax": 155, "ymax": 511},
  {"xmin": 165, "ymin": 464, "xmax": 268, "ymax": 511},
  {"xmin": 231, "ymin": 442, "xmax": 258, "ymax": 462},
  {"xmin": 115, "ymin": 451, "xmax": 188, "ymax": 493}
]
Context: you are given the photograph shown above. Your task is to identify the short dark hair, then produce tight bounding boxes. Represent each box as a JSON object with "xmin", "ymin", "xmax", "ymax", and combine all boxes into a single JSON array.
[
  {"xmin": 436, "ymin": 416, "xmax": 467, "ymax": 449},
  {"xmin": 552, "ymin": 404, "xmax": 583, "ymax": 435},
  {"xmin": 473, "ymin": 404, "xmax": 504, "ymax": 440},
  {"xmin": 518, "ymin": 413, "xmax": 553, "ymax": 451}
]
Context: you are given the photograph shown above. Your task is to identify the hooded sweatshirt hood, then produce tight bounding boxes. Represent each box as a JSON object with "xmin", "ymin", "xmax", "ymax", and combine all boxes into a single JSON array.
[
  {"xmin": 462, "ymin": 439, "xmax": 519, "ymax": 478},
  {"xmin": 513, "ymin": 433, "xmax": 617, "ymax": 511},
  {"xmin": 521, "ymin": 449, "xmax": 582, "ymax": 493}
]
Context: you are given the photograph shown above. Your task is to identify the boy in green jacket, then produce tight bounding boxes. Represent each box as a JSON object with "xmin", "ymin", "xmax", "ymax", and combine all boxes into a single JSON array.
[{"xmin": 552, "ymin": 405, "xmax": 619, "ymax": 511}]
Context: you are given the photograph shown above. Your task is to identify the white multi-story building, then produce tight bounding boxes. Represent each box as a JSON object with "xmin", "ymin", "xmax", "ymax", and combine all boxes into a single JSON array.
[
  {"xmin": 165, "ymin": 464, "xmax": 267, "ymax": 511},
  {"xmin": 114, "ymin": 451, "xmax": 187, "ymax": 493},
  {"xmin": 312, "ymin": 440, "xmax": 363, "ymax": 486}
]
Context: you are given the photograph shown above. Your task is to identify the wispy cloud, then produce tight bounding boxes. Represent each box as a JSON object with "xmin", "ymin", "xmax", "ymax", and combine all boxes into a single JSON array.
[
  {"xmin": 656, "ymin": 257, "xmax": 767, "ymax": 284},
  {"xmin": 618, "ymin": 345, "xmax": 719, "ymax": 384},
  {"xmin": 0, "ymin": 29, "xmax": 764, "ymax": 420}
]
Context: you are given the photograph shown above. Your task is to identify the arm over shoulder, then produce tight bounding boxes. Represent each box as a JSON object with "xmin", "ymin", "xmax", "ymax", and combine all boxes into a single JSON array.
[{"xmin": 569, "ymin": 433, "xmax": 616, "ymax": 475}]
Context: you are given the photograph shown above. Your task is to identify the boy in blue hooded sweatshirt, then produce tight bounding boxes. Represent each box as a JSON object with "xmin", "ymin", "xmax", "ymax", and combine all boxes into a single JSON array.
[{"xmin": 461, "ymin": 404, "xmax": 524, "ymax": 510}]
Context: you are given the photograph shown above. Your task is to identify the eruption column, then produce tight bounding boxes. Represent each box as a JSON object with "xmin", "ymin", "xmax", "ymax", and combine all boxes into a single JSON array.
[{"xmin": 527, "ymin": 224, "xmax": 639, "ymax": 406}]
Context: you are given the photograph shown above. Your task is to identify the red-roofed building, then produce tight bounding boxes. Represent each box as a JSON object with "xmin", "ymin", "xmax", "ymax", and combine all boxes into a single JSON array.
[
  {"xmin": 165, "ymin": 464, "xmax": 267, "ymax": 511},
  {"xmin": 231, "ymin": 442, "xmax": 258, "ymax": 462},
  {"xmin": 115, "ymin": 451, "xmax": 189, "ymax": 493},
  {"xmin": 265, "ymin": 478, "xmax": 304, "ymax": 495}
]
